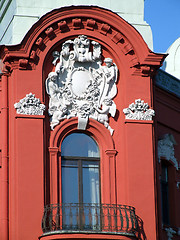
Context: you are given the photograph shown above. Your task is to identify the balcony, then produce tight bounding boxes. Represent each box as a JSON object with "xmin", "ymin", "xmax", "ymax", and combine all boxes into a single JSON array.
[{"xmin": 41, "ymin": 203, "xmax": 138, "ymax": 238}]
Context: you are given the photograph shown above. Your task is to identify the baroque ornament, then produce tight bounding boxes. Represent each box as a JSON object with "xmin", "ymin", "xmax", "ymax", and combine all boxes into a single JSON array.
[
  {"xmin": 158, "ymin": 134, "xmax": 178, "ymax": 170},
  {"xmin": 45, "ymin": 35, "xmax": 118, "ymax": 134},
  {"xmin": 123, "ymin": 99, "xmax": 155, "ymax": 120},
  {"xmin": 14, "ymin": 93, "xmax": 46, "ymax": 115}
]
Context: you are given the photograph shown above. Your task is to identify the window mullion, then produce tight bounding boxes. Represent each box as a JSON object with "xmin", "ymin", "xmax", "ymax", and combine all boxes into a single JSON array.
[{"xmin": 79, "ymin": 159, "xmax": 83, "ymax": 204}]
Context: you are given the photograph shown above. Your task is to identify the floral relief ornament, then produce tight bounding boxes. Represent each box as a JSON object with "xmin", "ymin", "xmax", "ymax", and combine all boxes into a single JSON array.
[
  {"xmin": 123, "ymin": 99, "xmax": 155, "ymax": 120},
  {"xmin": 45, "ymin": 35, "xmax": 118, "ymax": 134},
  {"xmin": 14, "ymin": 93, "xmax": 46, "ymax": 115},
  {"xmin": 158, "ymin": 134, "xmax": 178, "ymax": 170}
]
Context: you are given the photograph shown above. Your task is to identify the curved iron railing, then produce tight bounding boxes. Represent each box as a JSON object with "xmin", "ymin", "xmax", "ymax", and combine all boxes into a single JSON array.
[{"xmin": 42, "ymin": 203, "xmax": 138, "ymax": 235}]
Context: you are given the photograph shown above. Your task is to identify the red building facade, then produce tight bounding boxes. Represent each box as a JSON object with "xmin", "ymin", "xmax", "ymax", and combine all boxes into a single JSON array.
[{"xmin": 0, "ymin": 6, "xmax": 179, "ymax": 240}]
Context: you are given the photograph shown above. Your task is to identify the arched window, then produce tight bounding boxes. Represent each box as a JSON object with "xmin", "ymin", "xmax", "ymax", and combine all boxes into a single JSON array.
[{"xmin": 61, "ymin": 132, "xmax": 100, "ymax": 229}]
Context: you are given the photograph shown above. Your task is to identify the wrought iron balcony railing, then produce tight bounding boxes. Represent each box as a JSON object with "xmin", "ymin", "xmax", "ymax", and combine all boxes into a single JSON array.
[{"xmin": 42, "ymin": 203, "xmax": 138, "ymax": 236}]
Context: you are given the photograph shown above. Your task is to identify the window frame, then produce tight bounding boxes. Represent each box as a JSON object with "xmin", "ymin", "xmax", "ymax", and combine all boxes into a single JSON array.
[
  {"xmin": 62, "ymin": 156, "xmax": 100, "ymax": 205},
  {"xmin": 48, "ymin": 118, "xmax": 117, "ymax": 207}
]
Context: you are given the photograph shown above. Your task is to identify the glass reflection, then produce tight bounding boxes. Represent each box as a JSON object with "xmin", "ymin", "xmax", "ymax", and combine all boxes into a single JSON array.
[{"xmin": 61, "ymin": 133, "xmax": 99, "ymax": 157}]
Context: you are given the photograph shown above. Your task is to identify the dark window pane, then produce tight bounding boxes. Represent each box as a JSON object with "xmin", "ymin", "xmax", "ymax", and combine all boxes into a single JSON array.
[
  {"xmin": 61, "ymin": 133, "xmax": 99, "ymax": 157},
  {"xmin": 161, "ymin": 162, "xmax": 170, "ymax": 225},
  {"xmin": 161, "ymin": 164, "xmax": 168, "ymax": 182},
  {"xmin": 62, "ymin": 165, "xmax": 78, "ymax": 204}
]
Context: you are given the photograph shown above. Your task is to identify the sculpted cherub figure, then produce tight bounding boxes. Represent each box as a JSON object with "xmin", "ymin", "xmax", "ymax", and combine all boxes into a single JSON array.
[
  {"xmin": 45, "ymin": 72, "xmax": 62, "ymax": 115},
  {"xmin": 55, "ymin": 40, "xmax": 72, "ymax": 74},
  {"xmin": 50, "ymin": 104, "xmax": 68, "ymax": 130},
  {"xmin": 94, "ymin": 98, "xmax": 116, "ymax": 135}
]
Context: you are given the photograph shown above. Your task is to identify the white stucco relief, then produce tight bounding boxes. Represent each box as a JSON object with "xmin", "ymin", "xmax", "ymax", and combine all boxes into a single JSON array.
[
  {"xmin": 158, "ymin": 134, "xmax": 178, "ymax": 170},
  {"xmin": 123, "ymin": 99, "xmax": 155, "ymax": 120},
  {"xmin": 14, "ymin": 93, "xmax": 46, "ymax": 115},
  {"xmin": 45, "ymin": 35, "xmax": 118, "ymax": 134}
]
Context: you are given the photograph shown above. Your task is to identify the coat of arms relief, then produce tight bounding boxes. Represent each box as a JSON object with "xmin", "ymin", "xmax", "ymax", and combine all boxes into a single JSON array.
[{"xmin": 46, "ymin": 35, "xmax": 118, "ymax": 134}]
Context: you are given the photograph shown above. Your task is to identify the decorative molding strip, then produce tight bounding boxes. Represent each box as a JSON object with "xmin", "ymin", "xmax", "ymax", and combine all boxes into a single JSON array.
[
  {"xmin": 125, "ymin": 119, "xmax": 153, "ymax": 124},
  {"xmin": 14, "ymin": 93, "xmax": 45, "ymax": 115},
  {"xmin": 158, "ymin": 134, "xmax": 178, "ymax": 170},
  {"xmin": 15, "ymin": 114, "xmax": 45, "ymax": 119},
  {"xmin": 156, "ymin": 69, "xmax": 180, "ymax": 98},
  {"xmin": 2, "ymin": 16, "xmax": 138, "ymax": 70},
  {"xmin": 123, "ymin": 99, "xmax": 155, "ymax": 120}
]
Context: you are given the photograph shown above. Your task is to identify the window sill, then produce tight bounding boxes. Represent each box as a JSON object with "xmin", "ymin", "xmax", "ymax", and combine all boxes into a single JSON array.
[{"xmin": 39, "ymin": 231, "xmax": 137, "ymax": 240}]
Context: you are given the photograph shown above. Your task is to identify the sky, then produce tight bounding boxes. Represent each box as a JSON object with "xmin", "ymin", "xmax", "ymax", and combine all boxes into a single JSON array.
[{"xmin": 144, "ymin": 0, "xmax": 180, "ymax": 53}]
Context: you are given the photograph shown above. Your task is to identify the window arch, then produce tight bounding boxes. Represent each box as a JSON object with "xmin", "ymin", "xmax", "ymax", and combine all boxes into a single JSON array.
[{"xmin": 48, "ymin": 118, "xmax": 116, "ymax": 206}]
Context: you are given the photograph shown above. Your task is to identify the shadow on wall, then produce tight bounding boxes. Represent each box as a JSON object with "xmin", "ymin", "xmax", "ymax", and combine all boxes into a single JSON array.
[{"xmin": 136, "ymin": 215, "xmax": 147, "ymax": 240}]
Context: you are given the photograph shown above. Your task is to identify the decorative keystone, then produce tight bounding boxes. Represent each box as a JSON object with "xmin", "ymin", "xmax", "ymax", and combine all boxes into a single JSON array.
[
  {"xmin": 123, "ymin": 99, "xmax": 155, "ymax": 121},
  {"xmin": 72, "ymin": 18, "xmax": 82, "ymax": 29},
  {"xmin": 141, "ymin": 65, "xmax": 155, "ymax": 77},
  {"xmin": 30, "ymin": 50, "xmax": 38, "ymax": 62},
  {"xmin": 45, "ymin": 27, "xmax": 55, "ymax": 39},
  {"xmin": 130, "ymin": 57, "xmax": 139, "ymax": 67},
  {"xmin": 122, "ymin": 43, "xmax": 134, "ymax": 55},
  {"xmin": 14, "ymin": 93, "xmax": 45, "ymax": 115},
  {"xmin": 111, "ymin": 32, "xmax": 124, "ymax": 44},
  {"xmin": 35, "ymin": 37, "xmax": 45, "ymax": 50},
  {"xmin": 19, "ymin": 59, "xmax": 29, "ymax": 69},
  {"xmin": 86, "ymin": 19, "xmax": 96, "ymax": 30},
  {"xmin": 100, "ymin": 23, "xmax": 111, "ymax": 35},
  {"xmin": 58, "ymin": 21, "xmax": 69, "ymax": 32}
]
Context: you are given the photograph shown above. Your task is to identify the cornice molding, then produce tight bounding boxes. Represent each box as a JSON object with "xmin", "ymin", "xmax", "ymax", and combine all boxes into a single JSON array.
[{"xmin": 0, "ymin": 6, "xmax": 165, "ymax": 73}]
